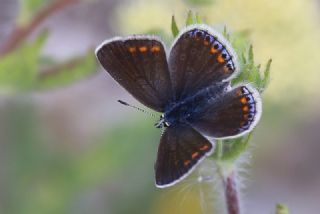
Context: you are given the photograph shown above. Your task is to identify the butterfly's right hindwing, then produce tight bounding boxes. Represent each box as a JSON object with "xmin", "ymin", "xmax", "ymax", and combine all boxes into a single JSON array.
[{"xmin": 155, "ymin": 124, "xmax": 214, "ymax": 188}]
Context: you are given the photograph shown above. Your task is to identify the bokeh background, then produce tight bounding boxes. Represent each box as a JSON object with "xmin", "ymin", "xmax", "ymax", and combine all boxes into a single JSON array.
[{"xmin": 0, "ymin": 0, "xmax": 320, "ymax": 213}]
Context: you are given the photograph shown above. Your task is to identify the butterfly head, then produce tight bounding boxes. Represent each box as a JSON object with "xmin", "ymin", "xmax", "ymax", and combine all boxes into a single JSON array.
[{"xmin": 155, "ymin": 114, "xmax": 171, "ymax": 128}]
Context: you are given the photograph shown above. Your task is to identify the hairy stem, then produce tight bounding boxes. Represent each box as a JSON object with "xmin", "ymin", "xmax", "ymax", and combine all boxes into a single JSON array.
[
  {"xmin": 215, "ymin": 143, "xmax": 241, "ymax": 214},
  {"xmin": 0, "ymin": 0, "xmax": 79, "ymax": 56},
  {"xmin": 223, "ymin": 170, "xmax": 240, "ymax": 214}
]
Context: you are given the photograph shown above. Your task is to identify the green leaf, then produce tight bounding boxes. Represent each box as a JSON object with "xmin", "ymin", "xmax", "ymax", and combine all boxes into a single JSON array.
[
  {"xmin": 211, "ymin": 133, "xmax": 252, "ymax": 162},
  {"xmin": 230, "ymin": 29, "xmax": 252, "ymax": 58},
  {"xmin": 222, "ymin": 133, "xmax": 252, "ymax": 161},
  {"xmin": 0, "ymin": 30, "xmax": 48, "ymax": 91},
  {"xmin": 231, "ymin": 44, "xmax": 271, "ymax": 93},
  {"xmin": 186, "ymin": 10, "xmax": 194, "ymax": 26},
  {"xmin": 248, "ymin": 45, "xmax": 254, "ymax": 64},
  {"xmin": 36, "ymin": 50, "xmax": 97, "ymax": 89},
  {"xmin": 222, "ymin": 26, "xmax": 230, "ymax": 41},
  {"xmin": 195, "ymin": 13, "xmax": 203, "ymax": 24},
  {"xmin": 260, "ymin": 58, "xmax": 272, "ymax": 93},
  {"xmin": 184, "ymin": 0, "xmax": 216, "ymax": 6},
  {"xmin": 171, "ymin": 15, "xmax": 179, "ymax": 38},
  {"xmin": 276, "ymin": 204, "xmax": 290, "ymax": 214}
]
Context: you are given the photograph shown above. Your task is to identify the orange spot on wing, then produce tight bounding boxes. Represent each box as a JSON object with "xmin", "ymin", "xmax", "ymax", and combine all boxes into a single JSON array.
[
  {"xmin": 204, "ymin": 41, "xmax": 209, "ymax": 46},
  {"xmin": 243, "ymin": 106, "xmax": 249, "ymax": 112},
  {"xmin": 217, "ymin": 54, "xmax": 225, "ymax": 63},
  {"xmin": 191, "ymin": 152, "xmax": 199, "ymax": 159},
  {"xmin": 199, "ymin": 145, "xmax": 209, "ymax": 151},
  {"xmin": 184, "ymin": 160, "xmax": 191, "ymax": 166},
  {"xmin": 139, "ymin": 46, "xmax": 147, "ymax": 52},
  {"xmin": 128, "ymin": 47, "xmax": 136, "ymax": 53},
  {"xmin": 210, "ymin": 47, "xmax": 218, "ymax": 54},
  {"xmin": 240, "ymin": 97, "xmax": 247, "ymax": 104},
  {"xmin": 151, "ymin": 45, "xmax": 161, "ymax": 52}
]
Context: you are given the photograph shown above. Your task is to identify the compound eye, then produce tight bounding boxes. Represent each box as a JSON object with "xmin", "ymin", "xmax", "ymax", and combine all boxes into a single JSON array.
[{"xmin": 160, "ymin": 114, "xmax": 164, "ymax": 119}]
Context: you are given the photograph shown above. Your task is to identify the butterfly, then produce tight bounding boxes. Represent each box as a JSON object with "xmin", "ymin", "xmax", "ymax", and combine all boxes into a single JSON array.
[{"xmin": 95, "ymin": 24, "xmax": 262, "ymax": 188}]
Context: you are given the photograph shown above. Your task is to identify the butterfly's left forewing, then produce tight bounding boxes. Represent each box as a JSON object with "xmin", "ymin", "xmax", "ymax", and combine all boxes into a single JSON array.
[
  {"xmin": 96, "ymin": 36, "xmax": 172, "ymax": 112},
  {"xmin": 155, "ymin": 124, "xmax": 214, "ymax": 188},
  {"xmin": 169, "ymin": 24, "xmax": 239, "ymax": 101}
]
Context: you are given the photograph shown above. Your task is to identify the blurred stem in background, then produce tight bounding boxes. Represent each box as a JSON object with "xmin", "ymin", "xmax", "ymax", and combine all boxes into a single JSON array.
[
  {"xmin": 0, "ymin": 0, "xmax": 79, "ymax": 56},
  {"xmin": 0, "ymin": 0, "xmax": 96, "ymax": 92}
]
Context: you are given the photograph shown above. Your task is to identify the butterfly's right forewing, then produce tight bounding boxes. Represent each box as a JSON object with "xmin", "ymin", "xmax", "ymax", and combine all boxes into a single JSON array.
[{"xmin": 96, "ymin": 37, "xmax": 173, "ymax": 112}]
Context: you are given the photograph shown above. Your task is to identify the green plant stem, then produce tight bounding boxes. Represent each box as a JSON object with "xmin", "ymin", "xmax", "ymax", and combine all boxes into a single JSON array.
[
  {"xmin": 216, "ymin": 140, "xmax": 223, "ymax": 159},
  {"xmin": 0, "ymin": 0, "xmax": 79, "ymax": 56}
]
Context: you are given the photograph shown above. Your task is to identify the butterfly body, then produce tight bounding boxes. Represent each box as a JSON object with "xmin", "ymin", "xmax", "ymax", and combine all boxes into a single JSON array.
[
  {"xmin": 95, "ymin": 24, "xmax": 262, "ymax": 188},
  {"xmin": 156, "ymin": 82, "xmax": 229, "ymax": 129}
]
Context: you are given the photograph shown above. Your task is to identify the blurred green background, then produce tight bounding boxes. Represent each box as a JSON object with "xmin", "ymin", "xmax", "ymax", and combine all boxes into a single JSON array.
[{"xmin": 0, "ymin": 0, "xmax": 320, "ymax": 213}]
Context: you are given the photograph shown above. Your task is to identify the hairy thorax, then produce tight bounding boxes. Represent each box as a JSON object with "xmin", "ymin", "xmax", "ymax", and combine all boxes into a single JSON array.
[{"xmin": 155, "ymin": 82, "xmax": 229, "ymax": 128}]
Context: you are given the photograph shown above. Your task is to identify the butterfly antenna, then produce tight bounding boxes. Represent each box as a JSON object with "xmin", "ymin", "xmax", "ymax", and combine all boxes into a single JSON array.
[{"xmin": 117, "ymin": 100, "xmax": 157, "ymax": 118}]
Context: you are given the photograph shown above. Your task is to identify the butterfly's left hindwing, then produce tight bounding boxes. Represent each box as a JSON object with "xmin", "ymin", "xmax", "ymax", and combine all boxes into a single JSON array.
[
  {"xmin": 96, "ymin": 37, "xmax": 173, "ymax": 112},
  {"xmin": 155, "ymin": 124, "xmax": 214, "ymax": 188}
]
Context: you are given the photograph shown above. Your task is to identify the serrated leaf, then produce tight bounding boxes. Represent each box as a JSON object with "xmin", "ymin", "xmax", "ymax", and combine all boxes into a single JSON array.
[
  {"xmin": 252, "ymin": 66, "xmax": 262, "ymax": 84},
  {"xmin": 222, "ymin": 26, "xmax": 230, "ymax": 41},
  {"xmin": 184, "ymin": 0, "xmax": 215, "ymax": 6},
  {"xmin": 265, "ymin": 58, "xmax": 272, "ymax": 74},
  {"xmin": 276, "ymin": 204, "xmax": 290, "ymax": 214},
  {"xmin": 229, "ymin": 29, "xmax": 251, "ymax": 58},
  {"xmin": 263, "ymin": 59, "xmax": 272, "ymax": 86},
  {"xmin": 195, "ymin": 13, "xmax": 203, "ymax": 24},
  {"xmin": 241, "ymin": 52, "xmax": 247, "ymax": 64},
  {"xmin": 248, "ymin": 45, "xmax": 254, "ymax": 64},
  {"xmin": 0, "ymin": 31, "xmax": 48, "ymax": 91},
  {"xmin": 171, "ymin": 15, "xmax": 179, "ymax": 38},
  {"xmin": 37, "ymin": 51, "xmax": 97, "ymax": 89},
  {"xmin": 186, "ymin": 10, "xmax": 194, "ymax": 26}
]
